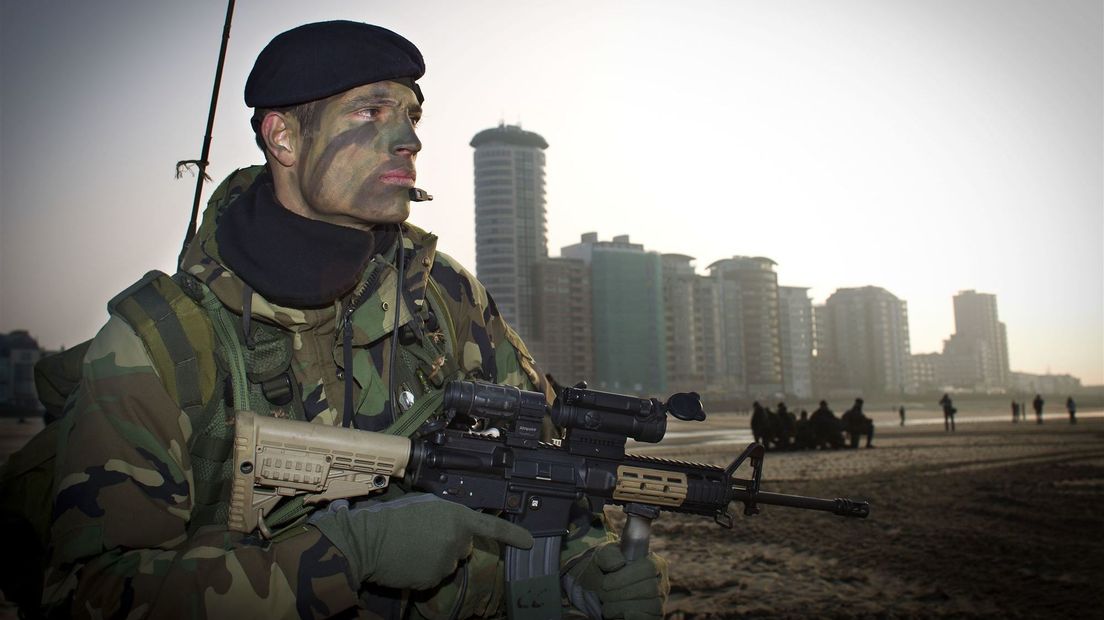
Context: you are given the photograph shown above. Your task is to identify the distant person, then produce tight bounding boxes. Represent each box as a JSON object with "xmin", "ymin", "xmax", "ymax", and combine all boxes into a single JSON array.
[
  {"xmin": 939, "ymin": 393, "xmax": 957, "ymax": 432},
  {"xmin": 1033, "ymin": 393, "xmax": 1045, "ymax": 424},
  {"xmin": 810, "ymin": 400, "xmax": 845, "ymax": 449},
  {"xmin": 751, "ymin": 401, "xmax": 769, "ymax": 446},
  {"xmin": 794, "ymin": 410, "xmax": 815, "ymax": 450},
  {"xmin": 1011, "ymin": 400, "xmax": 1020, "ymax": 423},
  {"xmin": 1066, "ymin": 396, "xmax": 1076, "ymax": 424},
  {"xmin": 766, "ymin": 404, "xmax": 788, "ymax": 450},
  {"xmin": 777, "ymin": 402, "xmax": 796, "ymax": 450},
  {"xmin": 898, "ymin": 405, "xmax": 906, "ymax": 426},
  {"xmin": 841, "ymin": 398, "xmax": 875, "ymax": 448}
]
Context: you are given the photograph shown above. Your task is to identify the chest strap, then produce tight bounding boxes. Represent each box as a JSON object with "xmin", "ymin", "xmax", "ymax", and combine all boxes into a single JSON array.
[{"xmin": 108, "ymin": 271, "xmax": 218, "ymax": 423}]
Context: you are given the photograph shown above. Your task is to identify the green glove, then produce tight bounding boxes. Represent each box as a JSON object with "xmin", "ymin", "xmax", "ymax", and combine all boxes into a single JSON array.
[
  {"xmin": 411, "ymin": 535, "xmax": 504, "ymax": 619},
  {"xmin": 562, "ymin": 543, "xmax": 669, "ymax": 620},
  {"xmin": 309, "ymin": 494, "xmax": 533, "ymax": 591}
]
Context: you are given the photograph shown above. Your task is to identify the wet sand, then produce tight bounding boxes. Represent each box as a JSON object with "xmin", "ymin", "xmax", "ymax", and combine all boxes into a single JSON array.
[{"xmin": 620, "ymin": 411, "xmax": 1104, "ymax": 618}]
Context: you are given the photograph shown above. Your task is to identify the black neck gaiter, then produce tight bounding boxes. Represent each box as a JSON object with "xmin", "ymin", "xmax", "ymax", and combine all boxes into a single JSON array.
[{"xmin": 216, "ymin": 173, "xmax": 397, "ymax": 308}]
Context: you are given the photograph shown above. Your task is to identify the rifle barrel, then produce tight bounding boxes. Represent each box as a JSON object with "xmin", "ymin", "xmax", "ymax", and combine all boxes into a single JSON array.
[{"xmin": 731, "ymin": 489, "xmax": 870, "ymax": 518}]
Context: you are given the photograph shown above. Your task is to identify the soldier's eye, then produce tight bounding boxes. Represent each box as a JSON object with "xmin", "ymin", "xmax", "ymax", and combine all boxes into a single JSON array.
[{"xmin": 358, "ymin": 107, "xmax": 383, "ymax": 120}]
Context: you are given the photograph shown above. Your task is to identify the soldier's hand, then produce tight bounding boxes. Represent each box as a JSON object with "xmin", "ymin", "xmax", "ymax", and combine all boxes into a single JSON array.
[
  {"xmin": 310, "ymin": 493, "xmax": 533, "ymax": 591},
  {"xmin": 562, "ymin": 543, "xmax": 669, "ymax": 620}
]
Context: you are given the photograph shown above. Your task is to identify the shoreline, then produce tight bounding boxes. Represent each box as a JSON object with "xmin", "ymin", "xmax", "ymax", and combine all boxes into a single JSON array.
[{"xmin": 635, "ymin": 417, "xmax": 1104, "ymax": 618}]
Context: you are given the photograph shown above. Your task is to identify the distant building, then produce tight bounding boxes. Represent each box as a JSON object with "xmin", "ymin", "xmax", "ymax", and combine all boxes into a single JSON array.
[
  {"xmin": 778, "ymin": 286, "xmax": 814, "ymax": 399},
  {"xmin": 811, "ymin": 304, "xmax": 842, "ymax": 396},
  {"xmin": 562, "ymin": 233, "xmax": 666, "ymax": 395},
  {"xmin": 940, "ymin": 290, "xmax": 1010, "ymax": 391},
  {"xmin": 818, "ymin": 286, "xmax": 911, "ymax": 396},
  {"xmin": 1009, "ymin": 372, "xmax": 1082, "ymax": 396},
  {"xmin": 470, "ymin": 124, "xmax": 549, "ymax": 344},
  {"xmin": 661, "ymin": 254, "xmax": 705, "ymax": 394},
  {"xmin": 707, "ymin": 257, "xmax": 784, "ymax": 398},
  {"xmin": 0, "ymin": 330, "xmax": 44, "ymax": 411},
  {"xmin": 694, "ymin": 272, "xmax": 726, "ymax": 398},
  {"xmin": 530, "ymin": 257, "xmax": 593, "ymax": 387},
  {"xmin": 909, "ymin": 352, "xmax": 943, "ymax": 393}
]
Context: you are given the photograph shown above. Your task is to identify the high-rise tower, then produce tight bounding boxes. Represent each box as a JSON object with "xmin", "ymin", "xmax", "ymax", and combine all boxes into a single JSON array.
[
  {"xmin": 470, "ymin": 124, "xmax": 549, "ymax": 342},
  {"xmin": 819, "ymin": 286, "xmax": 912, "ymax": 395},
  {"xmin": 778, "ymin": 286, "xmax": 814, "ymax": 399},
  {"xmin": 661, "ymin": 254, "xmax": 704, "ymax": 394},
  {"xmin": 562, "ymin": 233, "xmax": 666, "ymax": 395},
  {"xmin": 942, "ymin": 290, "xmax": 1009, "ymax": 389},
  {"xmin": 531, "ymin": 257, "xmax": 593, "ymax": 386},
  {"xmin": 707, "ymin": 257, "xmax": 784, "ymax": 397}
]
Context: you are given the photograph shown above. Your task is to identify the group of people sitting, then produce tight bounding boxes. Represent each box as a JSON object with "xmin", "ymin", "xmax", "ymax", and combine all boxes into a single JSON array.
[{"xmin": 751, "ymin": 398, "xmax": 875, "ymax": 451}]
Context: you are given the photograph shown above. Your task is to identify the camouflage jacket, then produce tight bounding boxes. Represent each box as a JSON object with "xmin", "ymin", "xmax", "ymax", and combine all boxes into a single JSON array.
[{"xmin": 45, "ymin": 166, "xmax": 602, "ymax": 619}]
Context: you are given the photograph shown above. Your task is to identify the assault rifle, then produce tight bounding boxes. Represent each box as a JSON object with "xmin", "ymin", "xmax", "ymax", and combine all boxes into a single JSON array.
[{"xmin": 230, "ymin": 380, "xmax": 869, "ymax": 618}]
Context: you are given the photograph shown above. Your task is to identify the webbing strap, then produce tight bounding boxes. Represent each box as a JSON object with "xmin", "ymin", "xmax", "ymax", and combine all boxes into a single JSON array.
[
  {"xmin": 130, "ymin": 284, "xmax": 204, "ymax": 411},
  {"xmin": 109, "ymin": 271, "xmax": 214, "ymax": 418},
  {"xmin": 425, "ymin": 278, "xmax": 459, "ymax": 358},
  {"xmin": 201, "ymin": 286, "xmax": 251, "ymax": 412},
  {"xmin": 382, "ymin": 389, "xmax": 443, "ymax": 437},
  {"xmin": 378, "ymin": 278, "xmax": 460, "ymax": 438}
]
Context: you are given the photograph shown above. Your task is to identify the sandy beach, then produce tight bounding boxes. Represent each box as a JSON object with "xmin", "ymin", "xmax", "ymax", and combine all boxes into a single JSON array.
[
  {"xmin": 627, "ymin": 408, "xmax": 1104, "ymax": 619},
  {"xmin": 2, "ymin": 407, "xmax": 1102, "ymax": 618}
]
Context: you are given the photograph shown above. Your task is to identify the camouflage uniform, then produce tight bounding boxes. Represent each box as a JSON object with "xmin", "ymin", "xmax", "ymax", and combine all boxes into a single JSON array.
[{"xmin": 44, "ymin": 166, "xmax": 602, "ymax": 618}]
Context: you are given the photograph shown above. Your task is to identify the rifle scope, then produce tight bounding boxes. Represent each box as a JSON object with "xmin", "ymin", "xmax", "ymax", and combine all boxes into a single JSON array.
[
  {"xmin": 443, "ymin": 380, "xmax": 704, "ymax": 445},
  {"xmin": 443, "ymin": 381, "xmax": 549, "ymax": 424},
  {"xmin": 552, "ymin": 386, "xmax": 670, "ymax": 443}
]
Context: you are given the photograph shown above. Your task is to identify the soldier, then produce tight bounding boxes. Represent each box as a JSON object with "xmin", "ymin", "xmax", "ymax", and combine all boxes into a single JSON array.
[
  {"xmin": 840, "ymin": 398, "xmax": 875, "ymax": 449},
  {"xmin": 1033, "ymin": 393, "xmax": 1045, "ymax": 424},
  {"xmin": 751, "ymin": 401, "xmax": 769, "ymax": 447},
  {"xmin": 809, "ymin": 400, "xmax": 845, "ymax": 449},
  {"xmin": 777, "ymin": 402, "xmax": 796, "ymax": 450},
  {"xmin": 42, "ymin": 22, "xmax": 667, "ymax": 619},
  {"xmin": 939, "ymin": 392, "xmax": 957, "ymax": 432},
  {"xmin": 794, "ymin": 409, "xmax": 815, "ymax": 450}
]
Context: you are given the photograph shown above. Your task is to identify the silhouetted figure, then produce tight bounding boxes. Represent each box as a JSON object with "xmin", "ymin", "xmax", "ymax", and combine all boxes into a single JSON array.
[
  {"xmin": 1011, "ymin": 400, "xmax": 1020, "ymax": 423},
  {"xmin": 809, "ymin": 400, "xmax": 845, "ymax": 449},
  {"xmin": 794, "ymin": 410, "xmax": 814, "ymax": 450},
  {"xmin": 939, "ymin": 393, "xmax": 956, "ymax": 432},
  {"xmin": 1066, "ymin": 396, "xmax": 1076, "ymax": 424},
  {"xmin": 1033, "ymin": 393, "xmax": 1044, "ymax": 424},
  {"xmin": 751, "ymin": 401, "xmax": 769, "ymax": 446},
  {"xmin": 767, "ymin": 405, "xmax": 791, "ymax": 450},
  {"xmin": 841, "ymin": 398, "xmax": 875, "ymax": 448},
  {"xmin": 898, "ymin": 405, "xmax": 906, "ymax": 426},
  {"xmin": 777, "ymin": 402, "xmax": 796, "ymax": 450}
]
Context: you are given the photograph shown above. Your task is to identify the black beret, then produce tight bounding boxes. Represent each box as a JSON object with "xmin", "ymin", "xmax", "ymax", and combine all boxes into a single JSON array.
[{"xmin": 245, "ymin": 21, "xmax": 424, "ymax": 108}]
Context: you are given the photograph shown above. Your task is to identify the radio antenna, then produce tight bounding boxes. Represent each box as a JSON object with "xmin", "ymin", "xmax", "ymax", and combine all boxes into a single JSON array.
[{"xmin": 176, "ymin": 0, "xmax": 236, "ymax": 266}]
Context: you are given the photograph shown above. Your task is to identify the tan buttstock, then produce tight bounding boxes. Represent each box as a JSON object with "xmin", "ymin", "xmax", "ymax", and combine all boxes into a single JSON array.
[{"xmin": 229, "ymin": 411, "xmax": 413, "ymax": 537}]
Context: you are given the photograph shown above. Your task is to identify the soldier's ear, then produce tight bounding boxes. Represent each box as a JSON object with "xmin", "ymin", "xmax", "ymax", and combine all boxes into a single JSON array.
[{"xmin": 260, "ymin": 111, "xmax": 297, "ymax": 168}]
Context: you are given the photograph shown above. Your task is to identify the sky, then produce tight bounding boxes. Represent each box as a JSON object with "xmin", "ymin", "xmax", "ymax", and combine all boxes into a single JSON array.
[{"xmin": 1, "ymin": 0, "xmax": 1102, "ymax": 384}]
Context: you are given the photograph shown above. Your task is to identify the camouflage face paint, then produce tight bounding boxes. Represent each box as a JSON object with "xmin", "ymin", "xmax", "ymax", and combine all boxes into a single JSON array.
[
  {"xmin": 293, "ymin": 101, "xmax": 322, "ymax": 159},
  {"xmin": 293, "ymin": 81, "xmax": 422, "ymax": 229}
]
